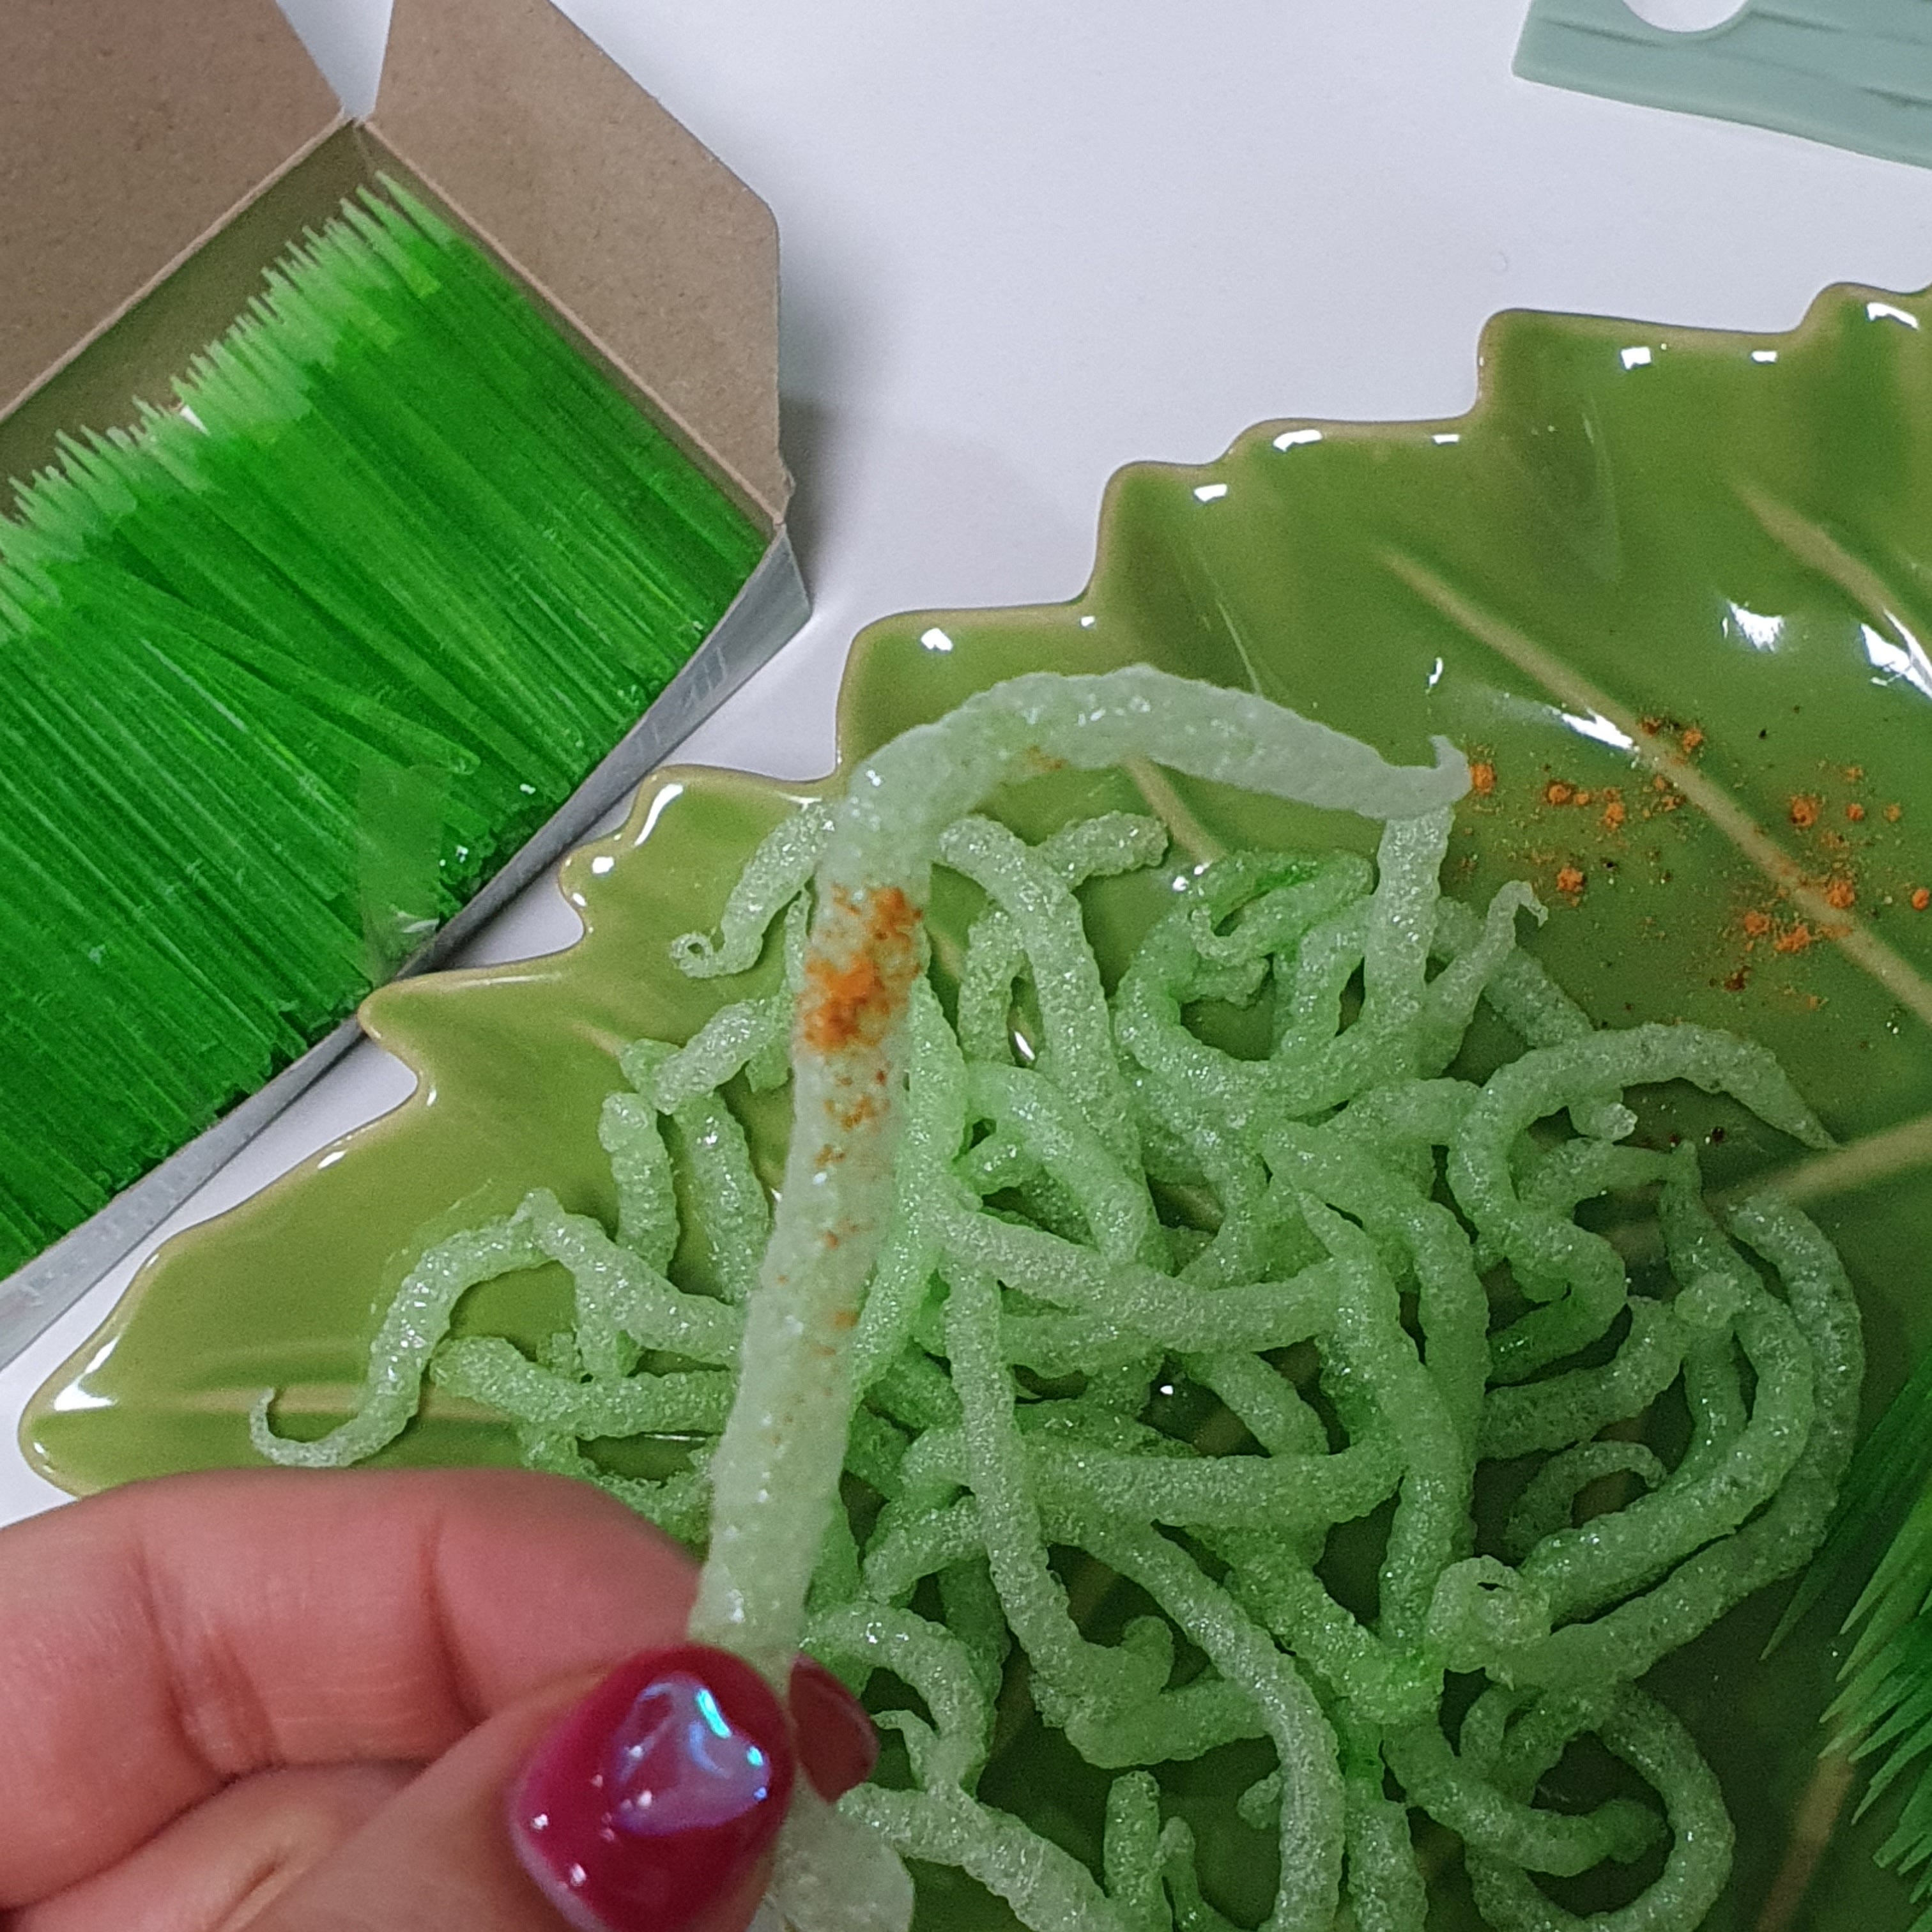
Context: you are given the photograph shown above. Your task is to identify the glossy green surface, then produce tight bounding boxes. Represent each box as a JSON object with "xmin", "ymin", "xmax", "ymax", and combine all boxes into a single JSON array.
[{"xmin": 27, "ymin": 282, "xmax": 1932, "ymax": 1931}]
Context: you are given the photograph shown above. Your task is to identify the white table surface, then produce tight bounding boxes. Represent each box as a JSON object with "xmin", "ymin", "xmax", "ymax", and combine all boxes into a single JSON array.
[{"xmin": 5, "ymin": 0, "xmax": 1929, "ymax": 1529}]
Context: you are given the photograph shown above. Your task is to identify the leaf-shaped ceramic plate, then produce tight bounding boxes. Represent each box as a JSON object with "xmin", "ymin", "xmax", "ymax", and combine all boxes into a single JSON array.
[{"xmin": 26, "ymin": 282, "xmax": 1932, "ymax": 1931}]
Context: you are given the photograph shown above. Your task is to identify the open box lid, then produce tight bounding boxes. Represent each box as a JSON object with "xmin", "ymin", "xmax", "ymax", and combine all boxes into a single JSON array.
[{"xmin": 0, "ymin": 0, "xmax": 786, "ymax": 525}]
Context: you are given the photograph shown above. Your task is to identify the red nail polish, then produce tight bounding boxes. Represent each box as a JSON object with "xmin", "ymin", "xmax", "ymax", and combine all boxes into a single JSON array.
[
  {"xmin": 789, "ymin": 1654, "xmax": 880, "ymax": 1800},
  {"xmin": 510, "ymin": 1644, "xmax": 795, "ymax": 1932}
]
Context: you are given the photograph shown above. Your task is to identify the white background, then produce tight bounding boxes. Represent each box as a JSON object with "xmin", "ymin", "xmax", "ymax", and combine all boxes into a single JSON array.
[{"xmin": 4, "ymin": 0, "xmax": 1929, "ymax": 1527}]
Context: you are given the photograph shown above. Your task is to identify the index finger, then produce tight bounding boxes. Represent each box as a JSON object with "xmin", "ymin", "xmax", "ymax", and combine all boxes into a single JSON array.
[{"xmin": 0, "ymin": 1466, "xmax": 696, "ymax": 1906}]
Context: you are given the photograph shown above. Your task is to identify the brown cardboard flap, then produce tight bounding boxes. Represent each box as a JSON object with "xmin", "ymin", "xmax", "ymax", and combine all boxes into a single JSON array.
[
  {"xmin": 0, "ymin": 0, "xmax": 342, "ymax": 420},
  {"xmin": 370, "ymin": 0, "xmax": 786, "ymax": 528}
]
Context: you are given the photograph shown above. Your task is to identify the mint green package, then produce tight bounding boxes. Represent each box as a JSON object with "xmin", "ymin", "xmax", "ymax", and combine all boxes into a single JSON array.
[{"xmin": 1516, "ymin": 1, "xmax": 1932, "ymax": 172}]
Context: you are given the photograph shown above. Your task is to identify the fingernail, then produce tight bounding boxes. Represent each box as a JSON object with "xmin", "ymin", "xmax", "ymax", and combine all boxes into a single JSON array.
[
  {"xmin": 510, "ymin": 1644, "xmax": 795, "ymax": 1932},
  {"xmin": 789, "ymin": 1654, "xmax": 880, "ymax": 1800}
]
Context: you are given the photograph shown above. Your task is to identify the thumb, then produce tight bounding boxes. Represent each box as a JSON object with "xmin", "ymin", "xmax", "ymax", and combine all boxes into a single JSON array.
[{"xmin": 249, "ymin": 1647, "xmax": 806, "ymax": 1932}]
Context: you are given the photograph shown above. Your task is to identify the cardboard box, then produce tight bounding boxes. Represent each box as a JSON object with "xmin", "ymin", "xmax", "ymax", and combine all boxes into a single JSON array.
[{"xmin": 0, "ymin": 0, "xmax": 808, "ymax": 1365}]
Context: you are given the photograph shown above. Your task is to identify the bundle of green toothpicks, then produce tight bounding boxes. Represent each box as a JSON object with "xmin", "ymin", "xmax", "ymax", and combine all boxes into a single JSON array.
[{"xmin": 0, "ymin": 183, "xmax": 766, "ymax": 1278}]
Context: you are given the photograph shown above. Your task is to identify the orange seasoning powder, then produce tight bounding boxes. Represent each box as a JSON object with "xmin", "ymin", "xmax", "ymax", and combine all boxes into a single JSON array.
[{"xmin": 801, "ymin": 887, "xmax": 924, "ymax": 1055}]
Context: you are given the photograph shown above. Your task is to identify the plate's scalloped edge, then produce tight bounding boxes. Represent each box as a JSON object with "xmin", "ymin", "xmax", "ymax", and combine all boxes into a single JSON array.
[{"xmin": 832, "ymin": 270, "xmax": 1932, "ymax": 753}]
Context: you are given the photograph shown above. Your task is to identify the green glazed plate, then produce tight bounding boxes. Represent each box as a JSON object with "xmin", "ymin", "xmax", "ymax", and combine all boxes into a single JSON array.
[{"xmin": 26, "ymin": 280, "xmax": 1932, "ymax": 1931}]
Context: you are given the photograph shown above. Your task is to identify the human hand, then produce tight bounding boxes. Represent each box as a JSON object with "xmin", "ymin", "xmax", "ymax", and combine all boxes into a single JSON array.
[{"xmin": 0, "ymin": 1468, "xmax": 875, "ymax": 1932}]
